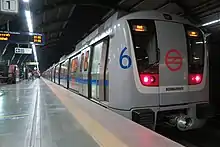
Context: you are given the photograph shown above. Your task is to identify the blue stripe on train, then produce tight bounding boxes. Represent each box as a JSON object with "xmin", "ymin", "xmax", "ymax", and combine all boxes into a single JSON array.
[{"xmin": 59, "ymin": 76, "xmax": 109, "ymax": 86}]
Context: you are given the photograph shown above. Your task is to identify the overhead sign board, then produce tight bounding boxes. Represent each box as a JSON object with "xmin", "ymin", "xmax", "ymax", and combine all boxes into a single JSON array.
[
  {"xmin": 0, "ymin": 0, "xmax": 18, "ymax": 14},
  {"xmin": 15, "ymin": 47, "xmax": 32, "ymax": 54},
  {"xmin": 0, "ymin": 31, "xmax": 44, "ymax": 45},
  {"xmin": 26, "ymin": 62, "xmax": 39, "ymax": 66}
]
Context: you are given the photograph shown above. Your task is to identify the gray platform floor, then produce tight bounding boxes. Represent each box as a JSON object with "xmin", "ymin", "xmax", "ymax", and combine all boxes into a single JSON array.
[{"xmin": 0, "ymin": 79, "xmax": 99, "ymax": 147}]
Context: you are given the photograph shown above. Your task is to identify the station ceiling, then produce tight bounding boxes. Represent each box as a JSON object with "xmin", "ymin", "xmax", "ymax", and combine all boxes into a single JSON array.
[{"xmin": 0, "ymin": 0, "xmax": 219, "ymax": 71}]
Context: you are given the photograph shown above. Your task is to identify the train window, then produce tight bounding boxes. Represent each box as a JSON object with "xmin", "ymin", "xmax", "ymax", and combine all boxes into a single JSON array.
[
  {"xmin": 71, "ymin": 57, "xmax": 78, "ymax": 72},
  {"xmin": 84, "ymin": 50, "xmax": 89, "ymax": 71},
  {"xmin": 128, "ymin": 19, "xmax": 158, "ymax": 73},
  {"xmin": 184, "ymin": 25, "xmax": 204, "ymax": 73},
  {"xmin": 91, "ymin": 42, "xmax": 103, "ymax": 73},
  {"xmin": 76, "ymin": 58, "xmax": 79, "ymax": 71},
  {"xmin": 52, "ymin": 67, "xmax": 55, "ymax": 81},
  {"xmin": 71, "ymin": 58, "xmax": 74, "ymax": 72},
  {"xmin": 55, "ymin": 65, "xmax": 59, "ymax": 83},
  {"xmin": 80, "ymin": 53, "xmax": 84, "ymax": 72},
  {"xmin": 61, "ymin": 60, "xmax": 68, "ymax": 78},
  {"xmin": 55, "ymin": 66, "xmax": 58, "ymax": 75}
]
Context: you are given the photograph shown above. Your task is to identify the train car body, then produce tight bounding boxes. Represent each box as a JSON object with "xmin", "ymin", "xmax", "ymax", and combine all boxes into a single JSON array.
[{"xmin": 43, "ymin": 11, "xmax": 212, "ymax": 131}]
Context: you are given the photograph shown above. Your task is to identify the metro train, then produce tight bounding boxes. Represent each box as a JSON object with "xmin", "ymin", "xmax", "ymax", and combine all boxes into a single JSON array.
[{"xmin": 43, "ymin": 11, "xmax": 213, "ymax": 131}]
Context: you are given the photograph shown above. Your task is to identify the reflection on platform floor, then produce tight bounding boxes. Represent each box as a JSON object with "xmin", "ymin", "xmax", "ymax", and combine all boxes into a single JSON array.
[{"xmin": 0, "ymin": 79, "xmax": 99, "ymax": 147}]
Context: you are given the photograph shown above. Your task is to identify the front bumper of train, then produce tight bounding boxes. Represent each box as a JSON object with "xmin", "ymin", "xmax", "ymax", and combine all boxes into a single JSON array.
[{"xmin": 131, "ymin": 103, "xmax": 214, "ymax": 130}]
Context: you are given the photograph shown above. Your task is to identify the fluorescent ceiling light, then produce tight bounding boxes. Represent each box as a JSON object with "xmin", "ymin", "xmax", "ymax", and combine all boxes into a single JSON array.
[
  {"xmin": 23, "ymin": 0, "xmax": 29, "ymax": 2},
  {"xmin": 202, "ymin": 19, "xmax": 220, "ymax": 26},
  {"xmin": 25, "ymin": 10, "xmax": 33, "ymax": 32},
  {"xmin": 25, "ymin": 10, "xmax": 31, "ymax": 18},
  {"xmin": 25, "ymin": 10, "xmax": 39, "ymax": 70}
]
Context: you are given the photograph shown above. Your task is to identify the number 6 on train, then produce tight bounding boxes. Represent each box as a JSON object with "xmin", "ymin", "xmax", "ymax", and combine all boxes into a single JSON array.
[{"xmin": 119, "ymin": 47, "xmax": 132, "ymax": 69}]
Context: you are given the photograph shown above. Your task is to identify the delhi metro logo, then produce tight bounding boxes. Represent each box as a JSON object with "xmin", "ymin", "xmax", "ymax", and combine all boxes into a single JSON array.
[{"xmin": 165, "ymin": 49, "xmax": 183, "ymax": 72}]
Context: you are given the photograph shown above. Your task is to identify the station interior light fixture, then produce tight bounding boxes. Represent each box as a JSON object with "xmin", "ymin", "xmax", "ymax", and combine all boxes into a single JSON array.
[
  {"xmin": 23, "ymin": 0, "xmax": 39, "ymax": 71},
  {"xmin": 23, "ymin": 0, "xmax": 29, "ymax": 3},
  {"xmin": 25, "ymin": 10, "xmax": 33, "ymax": 33},
  {"xmin": 201, "ymin": 18, "xmax": 220, "ymax": 27}
]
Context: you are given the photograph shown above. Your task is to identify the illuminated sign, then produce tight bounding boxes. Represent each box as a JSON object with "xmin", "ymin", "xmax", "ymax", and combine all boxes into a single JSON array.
[
  {"xmin": 133, "ymin": 25, "xmax": 146, "ymax": 32},
  {"xmin": 33, "ymin": 35, "xmax": 42, "ymax": 44},
  {"xmin": 26, "ymin": 62, "xmax": 39, "ymax": 66},
  {"xmin": 0, "ymin": 0, "xmax": 19, "ymax": 14},
  {"xmin": 15, "ymin": 47, "xmax": 32, "ymax": 54},
  {"xmin": 0, "ymin": 31, "xmax": 44, "ymax": 45},
  {"xmin": 188, "ymin": 31, "xmax": 198, "ymax": 37}
]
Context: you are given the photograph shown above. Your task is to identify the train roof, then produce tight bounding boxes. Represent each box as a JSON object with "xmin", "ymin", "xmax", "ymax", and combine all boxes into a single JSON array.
[
  {"xmin": 46, "ymin": 10, "xmax": 194, "ymax": 71},
  {"xmin": 75, "ymin": 11, "xmax": 192, "ymax": 51}
]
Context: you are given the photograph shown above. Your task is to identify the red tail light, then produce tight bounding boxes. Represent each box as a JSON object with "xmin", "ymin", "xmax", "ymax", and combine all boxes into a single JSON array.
[
  {"xmin": 188, "ymin": 74, "xmax": 203, "ymax": 85},
  {"xmin": 139, "ymin": 74, "xmax": 159, "ymax": 86}
]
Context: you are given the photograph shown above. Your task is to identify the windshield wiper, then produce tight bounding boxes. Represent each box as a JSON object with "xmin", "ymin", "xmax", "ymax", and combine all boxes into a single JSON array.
[{"xmin": 147, "ymin": 48, "xmax": 160, "ymax": 69}]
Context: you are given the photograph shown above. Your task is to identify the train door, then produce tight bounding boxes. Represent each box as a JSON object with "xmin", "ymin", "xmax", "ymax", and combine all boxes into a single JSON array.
[
  {"xmin": 55, "ymin": 65, "xmax": 59, "ymax": 84},
  {"xmin": 60, "ymin": 61, "xmax": 67, "ymax": 87},
  {"xmin": 82, "ymin": 48, "xmax": 90, "ymax": 97},
  {"xmin": 58, "ymin": 63, "xmax": 61, "ymax": 85},
  {"xmin": 50, "ymin": 70, "xmax": 52, "ymax": 81},
  {"xmin": 54, "ymin": 66, "xmax": 57, "ymax": 83},
  {"xmin": 155, "ymin": 21, "xmax": 188, "ymax": 105},
  {"xmin": 64, "ymin": 59, "xmax": 69, "ymax": 88},
  {"xmin": 69, "ymin": 56, "xmax": 79, "ymax": 92},
  {"xmin": 90, "ymin": 39, "xmax": 108, "ymax": 101},
  {"xmin": 66, "ymin": 59, "xmax": 70, "ymax": 89}
]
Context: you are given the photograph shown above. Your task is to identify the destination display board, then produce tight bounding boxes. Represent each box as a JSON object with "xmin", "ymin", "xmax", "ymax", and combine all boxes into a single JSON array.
[{"xmin": 0, "ymin": 31, "xmax": 44, "ymax": 45}]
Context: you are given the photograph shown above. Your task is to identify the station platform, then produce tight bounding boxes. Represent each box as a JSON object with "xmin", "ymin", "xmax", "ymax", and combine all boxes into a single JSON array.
[{"xmin": 0, "ymin": 79, "xmax": 184, "ymax": 147}]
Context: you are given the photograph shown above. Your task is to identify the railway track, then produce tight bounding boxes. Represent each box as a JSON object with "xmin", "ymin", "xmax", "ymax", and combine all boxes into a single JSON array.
[{"xmin": 156, "ymin": 119, "xmax": 220, "ymax": 147}]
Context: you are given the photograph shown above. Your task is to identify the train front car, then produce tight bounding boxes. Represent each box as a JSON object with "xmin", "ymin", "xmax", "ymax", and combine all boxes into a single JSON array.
[{"xmin": 110, "ymin": 11, "xmax": 210, "ymax": 131}]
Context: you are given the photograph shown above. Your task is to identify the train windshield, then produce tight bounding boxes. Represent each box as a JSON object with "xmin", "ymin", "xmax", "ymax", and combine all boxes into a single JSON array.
[
  {"xmin": 184, "ymin": 25, "xmax": 205, "ymax": 73},
  {"xmin": 128, "ymin": 20, "xmax": 158, "ymax": 73}
]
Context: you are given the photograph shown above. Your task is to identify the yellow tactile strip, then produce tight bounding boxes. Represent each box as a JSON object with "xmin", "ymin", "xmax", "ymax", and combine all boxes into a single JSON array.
[{"xmin": 43, "ymin": 79, "xmax": 128, "ymax": 147}]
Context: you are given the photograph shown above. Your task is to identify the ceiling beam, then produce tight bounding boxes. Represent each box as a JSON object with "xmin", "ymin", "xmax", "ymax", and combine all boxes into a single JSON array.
[
  {"xmin": 44, "ymin": 28, "xmax": 65, "ymax": 35},
  {"xmin": 48, "ymin": 33, "xmax": 60, "ymax": 40},
  {"xmin": 127, "ymin": 0, "xmax": 145, "ymax": 11},
  {"xmin": 191, "ymin": 0, "xmax": 217, "ymax": 13},
  {"xmin": 193, "ymin": 2, "xmax": 220, "ymax": 16},
  {"xmin": 34, "ymin": 2, "xmax": 125, "ymax": 15},
  {"xmin": 41, "ymin": 38, "xmax": 59, "ymax": 48},
  {"xmin": 200, "ymin": 9, "xmax": 220, "ymax": 19},
  {"xmin": 46, "ymin": 38, "xmax": 59, "ymax": 44},
  {"xmin": 35, "ymin": 0, "xmax": 72, "ymax": 15},
  {"xmin": 40, "ymin": 43, "xmax": 57, "ymax": 50},
  {"xmin": 171, "ymin": 0, "xmax": 201, "ymax": 24},
  {"xmin": 35, "ymin": 18, "xmax": 70, "ymax": 30}
]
